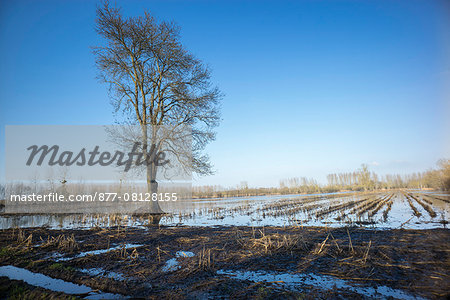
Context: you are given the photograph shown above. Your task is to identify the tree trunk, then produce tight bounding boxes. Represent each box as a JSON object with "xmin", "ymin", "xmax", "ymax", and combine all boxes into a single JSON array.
[{"xmin": 143, "ymin": 125, "xmax": 163, "ymax": 214}]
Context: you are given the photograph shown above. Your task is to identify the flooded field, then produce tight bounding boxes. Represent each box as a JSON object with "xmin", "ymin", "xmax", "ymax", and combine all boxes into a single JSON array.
[
  {"xmin": 1, "ymin": 190, "xmax": 448, "ymax": 230},
  {"xmin": 0, "ymin": 225, "xmax": 449, "ymax": 299},
  {"xmin": 0, "ymin": 190, "xmax": 449, "ymax": 299}
]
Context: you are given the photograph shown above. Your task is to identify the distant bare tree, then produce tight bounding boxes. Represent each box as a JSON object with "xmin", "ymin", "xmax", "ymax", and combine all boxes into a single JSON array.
[
  {"xmin": 357, "ymin": 164, "xmax": 373, "ymax": 191},
  {"xmin": 0, "ymin": 183, "xmax": 5, "ymax": 200},
  {"xmin": 94, "ymin": 1, "xmax": 222, "ymax": 213}
]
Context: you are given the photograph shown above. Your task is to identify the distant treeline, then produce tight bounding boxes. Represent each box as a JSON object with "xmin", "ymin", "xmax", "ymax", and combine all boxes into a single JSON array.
[
  {"xmin": 1, "ymin": 160, "xmax": 448, "ymax": 200},
  {"xmin": 192, "ymin": 159, "xmax": 450, "ymax": 198}
]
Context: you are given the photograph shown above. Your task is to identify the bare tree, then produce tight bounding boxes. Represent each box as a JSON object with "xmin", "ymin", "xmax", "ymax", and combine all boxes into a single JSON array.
[{"xmin": 94, "ymin": 1, "xmax": 222, "ymax": 213}]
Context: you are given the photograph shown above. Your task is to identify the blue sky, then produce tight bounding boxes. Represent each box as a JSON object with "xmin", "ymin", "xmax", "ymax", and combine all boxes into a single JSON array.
[{"xmin": 1, "ymin": 0, "xmax": 449, "ymax": 187}]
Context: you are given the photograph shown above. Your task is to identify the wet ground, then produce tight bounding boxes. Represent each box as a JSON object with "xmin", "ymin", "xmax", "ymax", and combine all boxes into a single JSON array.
[
  {"xmin": 1, "ymin": 191, "xmax": 448, "ymax": 230},
  {"xmin": 0, "ymin": 190, "xmax": 449, "ymax": 299},
  {"xmin": 0, "ymin": 225, "xmax": 449, "ymax": 299}
]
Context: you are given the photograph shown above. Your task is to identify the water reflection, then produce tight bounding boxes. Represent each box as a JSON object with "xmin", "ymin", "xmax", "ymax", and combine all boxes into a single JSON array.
[{"xmin": 1, "ymin": 191, "xmax": 448, "ymax": 230}]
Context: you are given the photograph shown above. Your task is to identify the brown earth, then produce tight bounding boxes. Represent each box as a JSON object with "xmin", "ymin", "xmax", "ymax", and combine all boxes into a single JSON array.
[{"xmin": 0, "ymin": 225, "xmax": 449, "ymax": 299}]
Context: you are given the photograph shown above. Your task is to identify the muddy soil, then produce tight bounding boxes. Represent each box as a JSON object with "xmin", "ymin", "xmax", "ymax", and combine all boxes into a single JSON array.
[{"xmin": 0, "ymin": 225, "xmax": 448, "ymax": 299}]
